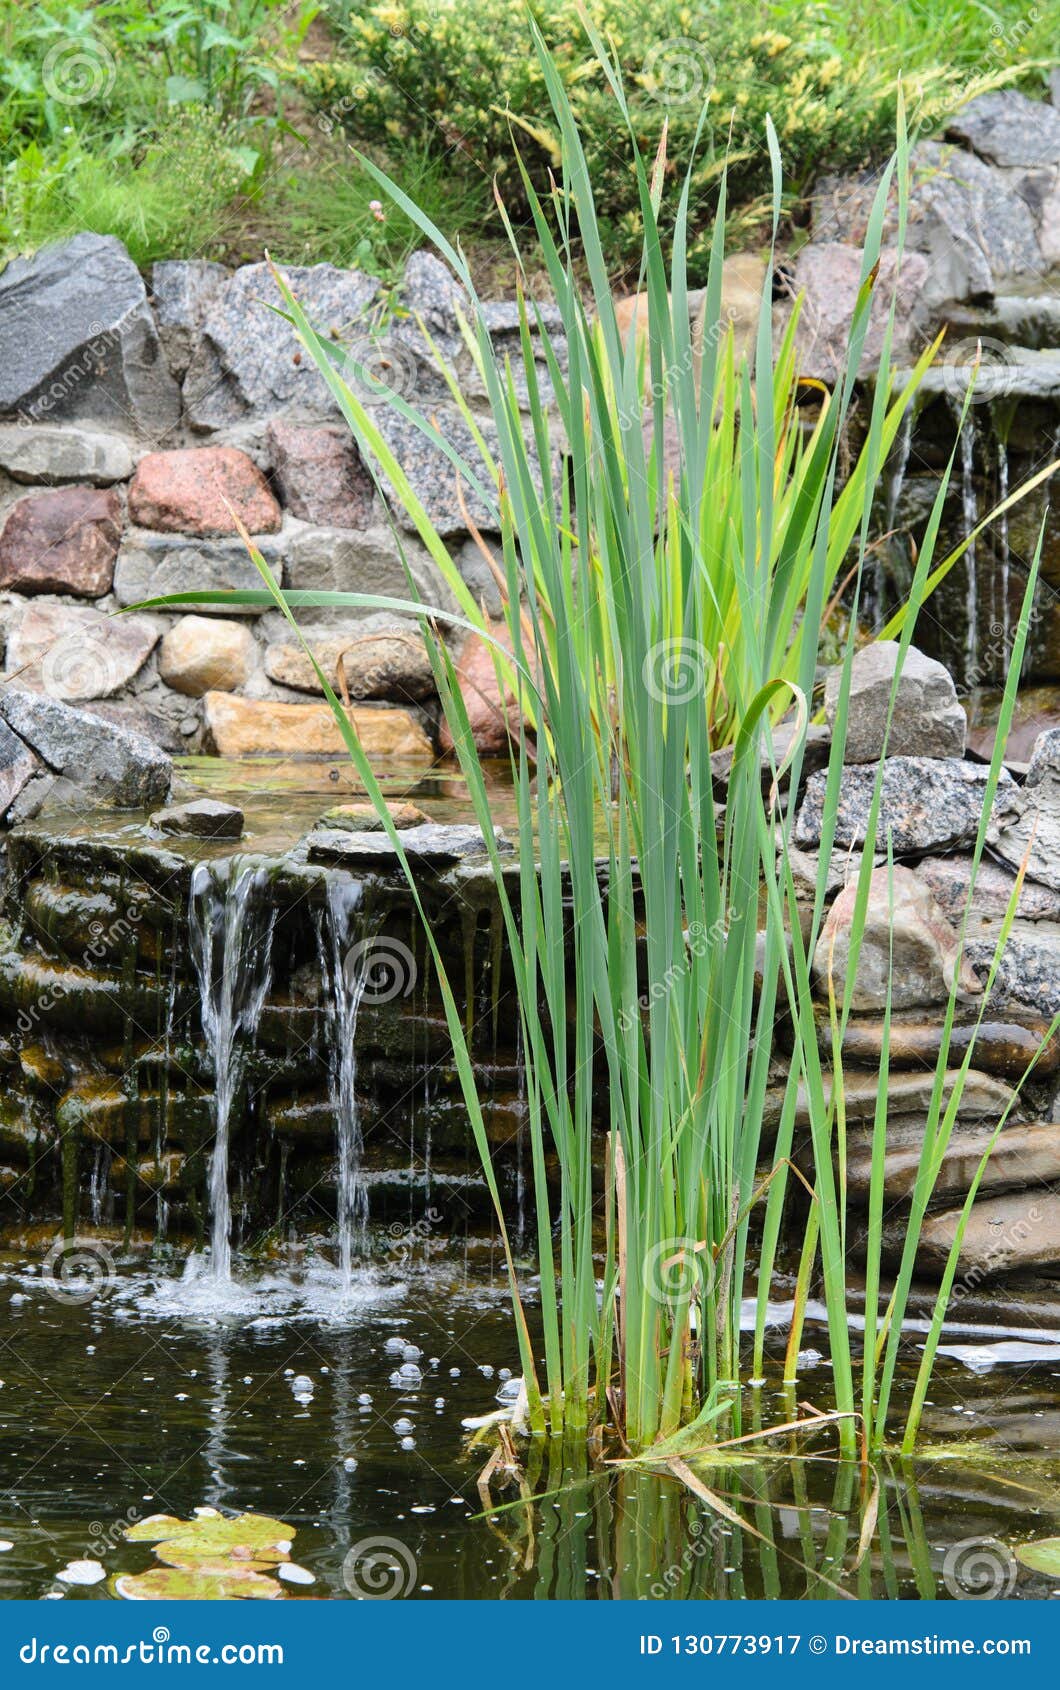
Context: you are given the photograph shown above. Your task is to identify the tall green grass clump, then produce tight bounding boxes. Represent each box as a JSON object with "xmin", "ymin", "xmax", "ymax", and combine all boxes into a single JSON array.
[{"xmin": 147, "ymin": 22, "xmax": 1056, "ymax": 1458}]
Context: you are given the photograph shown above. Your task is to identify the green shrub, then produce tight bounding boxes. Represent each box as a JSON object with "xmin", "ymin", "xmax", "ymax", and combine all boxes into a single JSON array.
[
  {"xmin": 0, "ymin": 110, "xmax": 248, "ymax": 265},
  {"xmin": 303, "ymin": 0, "xmax": 1010, "ymax": 275}
]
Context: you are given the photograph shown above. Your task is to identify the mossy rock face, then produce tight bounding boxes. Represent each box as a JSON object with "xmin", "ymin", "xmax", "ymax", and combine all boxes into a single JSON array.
[
  {"xmin": 56, "ymin": 1082, "xmax": 212, "ymax": 1147},
  {"xmin": 0, "ymin": 1095, "xmax": 51, "ymax": 1160}
]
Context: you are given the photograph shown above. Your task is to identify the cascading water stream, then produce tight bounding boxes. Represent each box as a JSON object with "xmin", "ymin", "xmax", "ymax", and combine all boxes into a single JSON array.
[
  {"xmin": 189, "ymin": 860, "xmax": 276, "ymax": 1281},
  {"xmin": 947, "ymin": 397, "xmax": 980, "ymax": 683},
  {"xmin": 316, "ymin": 878, "xmax": 379, "ymax": 1289}
]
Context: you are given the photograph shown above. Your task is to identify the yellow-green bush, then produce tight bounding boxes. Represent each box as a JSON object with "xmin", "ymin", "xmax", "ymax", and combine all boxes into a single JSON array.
[{"xmin": 305, "ymin": 1, "xmax": 988, "ymax": 273}]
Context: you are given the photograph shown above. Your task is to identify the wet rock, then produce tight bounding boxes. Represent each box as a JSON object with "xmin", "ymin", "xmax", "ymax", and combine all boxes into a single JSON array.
[
  {"xmin": 438, "ymin": 622, "xmax": 521, "ymax": 755},
  {"xmin": 780, "ymin": 245, "xmax": 930, "ymax": 382},
  {"xmin": 150, "ymin": 260, "xmax": 229, "ymax": 380},
  {"xmin": 0, "ymin": 487, "xmax": 122, "ymax": 597},
  {"xmin": 317, "ymin": 801, "xmax": 429, "ymax": 831},
  {"xmin": 988, "ymin": 727, "xmax": 1060, "ymax": 890},
  {"xmin": 813, "ymin": 864, "xmax": 980, "ymax": 1011},
  {"xmin": 825, "ymin": 640, "xmax": 966, "ymax": 763},
  {"xmin": 201, "ymin": 692, "xmax": 432, "ymax": 759},
  {"xmin": 764, "ymin": 1067, "xmax": 1016, "ymax": 1132},
  {"xmin": 308, "ymin": 822, "xmax": 511, "ymax": 866},
  {"xmin": 812, "ymin": 142, "xmax": 1042, "ymax": 307},
  {"xmin": 848, "ymin": 1118, "xmax": 1060, "ymax": 1205},
  {"xmin": 0, "ymin": 687, "xmax": 171, "ymax": 808},
  {"xmin": 832, "ymin": 1011, "xmax": 1060, "ymax": 1080},
  {"xmin": 265, "ymin": 420, "xmax": 374, "ymax": 527},
  {"xmin": 946, "ymin": 91, "xmax": 1060, "ymax": 170},
  {"xmin": 150, "ymin": 798, "xmax": 244, "ymax": 839},
  {"xmin": 264, "ymin": 618, "xmax": 435, "ymax": 701},
  {"xmin": 794, "ymin": 758, "xmax": 1013, "ymax": 855},
  {"xmin": 919, "ymin": 853, "xmax": 1060, "ymax": 923},
  {"xmin": 0, "ymin": 232, "xmax": 180, "ymax": 435},
  {"xmin": 0, "ymin": 720, "xmax": 41, "ymax": 818},
  {"xmin": 114, "ymin": 534, "xmax": 285, "ymax": 616},
  {"xmin": 128, "ymin": 446, "xmax": 281, "ymax": 536},
  {"xmin": 183, "ymin": 259, "xmax": 379, "ymax": 429},
  {"xmin": 5, "ymin": 602, "xmax": 159, "ymax": 701},
  {"xmin": 0, "ymin": 425, "xmax": 133, "ymax": 486},
  {"xmin": 905, "ymin": 1189, "xmax": 1060, "ymax": 1278},
  {"xmin": 158, "ymin": 616, "xmax": 258, "ymax": 697}
]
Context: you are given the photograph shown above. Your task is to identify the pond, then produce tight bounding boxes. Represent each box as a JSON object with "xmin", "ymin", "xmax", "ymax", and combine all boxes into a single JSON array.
[{"xmin": 0, "ymin": 1249, "xmax": 1057, "ymax": 1601}]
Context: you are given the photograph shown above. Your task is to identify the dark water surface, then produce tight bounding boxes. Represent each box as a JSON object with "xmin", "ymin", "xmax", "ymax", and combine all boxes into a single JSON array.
[{"xmin": 0, "ymin": 1251, "xmax": 1057, "ymax": 1601}]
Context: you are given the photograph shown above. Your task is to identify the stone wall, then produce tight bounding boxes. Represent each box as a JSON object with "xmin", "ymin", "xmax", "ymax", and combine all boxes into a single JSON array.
[{"xmin": 0, "ymin": 233, "xmax": 556, "ymax": 790}]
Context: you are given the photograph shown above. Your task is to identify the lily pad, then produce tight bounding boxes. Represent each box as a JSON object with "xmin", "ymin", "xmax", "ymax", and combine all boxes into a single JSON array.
[
  {"xmin": 153, "ymin": 1550, "xmax": 279, "ymax": 1575},
  {"xmin": 115, "ymin": 1567, "xmax": 283, "ymax": 1600},
  {"xmin": 1016, "ymin": 1538, "xmax": 1060, "ymax": 1577},
  {"xmin": 124, "ymin": 1511, "xmax": 292, "ymax": 1564}
]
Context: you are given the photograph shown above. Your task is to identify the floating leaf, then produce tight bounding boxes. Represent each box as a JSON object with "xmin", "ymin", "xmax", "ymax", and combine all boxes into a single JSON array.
[
  {"xmin": 124, "ymin": 1515, "xmax": 187, "ymax": 1542},
  {"xmin": 124, "ymin": 1511, "xmax": 292, "ymax": 1563},
  {"xmin": 1016, "ymin": 1539, "xmax": 1060, "ymax": 1577},
  {"xmin": 116, "ymin": 1567, "xmax": 283, "ymax": 1600},
  {"xmin": 153, "ymin": 1550, "xmax": 278, "ymax": 1575}
]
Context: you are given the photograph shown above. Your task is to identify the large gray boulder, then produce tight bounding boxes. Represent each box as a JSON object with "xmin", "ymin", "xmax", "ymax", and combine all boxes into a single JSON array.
[
  {"xmin": 794, "ymin": 757, "xmax": 1014, "ymax": 855},
  {"xmin": 988, "ymin": 727, "xmax": 1060, "ymax": 891},
  {"xmin": 183, "ymin": 260, "xmax": 379, "ymax": 430},
  {"xmin": 946, "ymin": 91, "xmax": 1060, "ymax": 170},
  {"xmin": 812, "ymin": 141, "xmax": 1043, "ymax": 305},
  {"xmin": 825, "ymin": 640, "xmax": 966, "ymax": 763},
  {"xmin": 0, "ymin": 688, "xmax": 171, "ymax": 809},
  {"xmin": 0, "ymin": 234, "xmax": 180, "ymax": 436},
  {"xmin": 150, "ymin": 259, "xmax": 229, "ymax": 381}
]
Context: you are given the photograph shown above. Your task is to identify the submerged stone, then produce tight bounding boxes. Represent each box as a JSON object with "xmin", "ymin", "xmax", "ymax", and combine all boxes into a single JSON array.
[
  {"xmin": 150, "ymin": 798, "xmax": 244, "ymax": 839},
  {"xmin": 317, "ymin": 801, "xmax": 429, "ymax": 832}
]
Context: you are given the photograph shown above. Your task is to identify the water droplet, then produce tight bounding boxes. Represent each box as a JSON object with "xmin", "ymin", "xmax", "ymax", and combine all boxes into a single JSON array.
[
  {"xmin": 384, "ymin": 1337, "xmax": 405, "ymax": 1355},
  {"xmin": 401, "ymin": 1345, "xmax": 422, "ymax": 1363},
  {"xmin": 357, "ymin": 1393, "xmax": 372, "ymax": 1406},
  {"xmin": 278, "ymin": 1563, "xmax": 315, "ymax": 1586},
  {"xmin": 394, "ymin": 1417, "xmax": 414, "ymax": 1434},
  {"xmin": 343, "ymin": 1457, "xmax": 358, "ymax": 1473},
  {"xmin": 400, "ymin": 1436, "xmax": 415, "ymax": 1450}
]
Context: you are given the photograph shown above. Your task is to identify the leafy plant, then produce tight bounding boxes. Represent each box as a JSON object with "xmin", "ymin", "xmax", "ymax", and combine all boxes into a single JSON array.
[
  {"xmin": 141, "ymin": 29, "xmax": 1057, "ymax": 1462},
  {"xmin": 304, "ymin": 0, "xmax": 1028, "ymax": 275}
]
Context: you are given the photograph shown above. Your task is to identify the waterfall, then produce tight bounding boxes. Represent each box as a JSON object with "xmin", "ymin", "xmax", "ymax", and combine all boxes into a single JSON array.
[
  {"xmin": 316, "ymin": 878, "xmax": 378, "ymax": 1288},
  {"xmin": 878, "ymin": 405, "xmax": 916, "ymax": 624},
  {"xmin": 189, "ymin": 860, "xmax": 276, "ymax": 1280},
  {"xmin": 951, "ymin": 402, "xmax": 980, "ymax": 682}
]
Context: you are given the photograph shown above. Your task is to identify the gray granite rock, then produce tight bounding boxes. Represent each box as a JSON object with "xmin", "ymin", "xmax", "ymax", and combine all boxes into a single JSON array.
[
  {"xmin": 920, "ymin": 853, "xmax": 1060, "ymax": 923},
  {"xmin": 812, "ymin": 141, "xmax": 1043, "ymax": 305},
  {"xmin": 795, "ymin": 758, "xmax": 1013, "ymax": 855},
  {"xmin": 371, "ymin": 406, "xmax": 503, "ymax": 537},
  {"xmin": 113, "ymin": 534, "xmax": 285, "ymax": 616},
  {"xmin": 150, "ymin": 259, "xmax": 229, "ymax": 380},
  {"xmin": 150, "ymin": 797, "xmax": 243, "ymax": 838},
  {"xmin": 826, "ymin": 641, "xmax": 966, "ymax": 763},
  {"xmin": 183, "ymin": 260, "xmax": 379, "ymax": 429},
  {"xmin": 0, "ymin": 719, "xmax": 41, "ymax": 819},
  {"xmin": 0, "ymin": 425, "xmax": 133, "ymax": 486},
  {"xmin": 988, "ymin": 727, "xmax": 1060, "ymax": 890},
  {"xmin": 0, "ymin": 233, "xmax": 180, "ymax": 435},
  {"xmin": 968, "ymin": 930, "xmax": 1060, "ymax": 1020},
  {"xmin": 0, "ymin": 687, "xmax": 170, "ymax": 809},
  {"xmin": 946, "ymin": 91, "xmax": 1060, "ymax": 169}
]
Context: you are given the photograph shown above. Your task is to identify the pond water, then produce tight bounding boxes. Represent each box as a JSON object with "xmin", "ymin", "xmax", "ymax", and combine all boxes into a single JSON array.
[{"xmin": 0, "ymin": 1248, "xmax": 1057, "ymax": 1602}]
